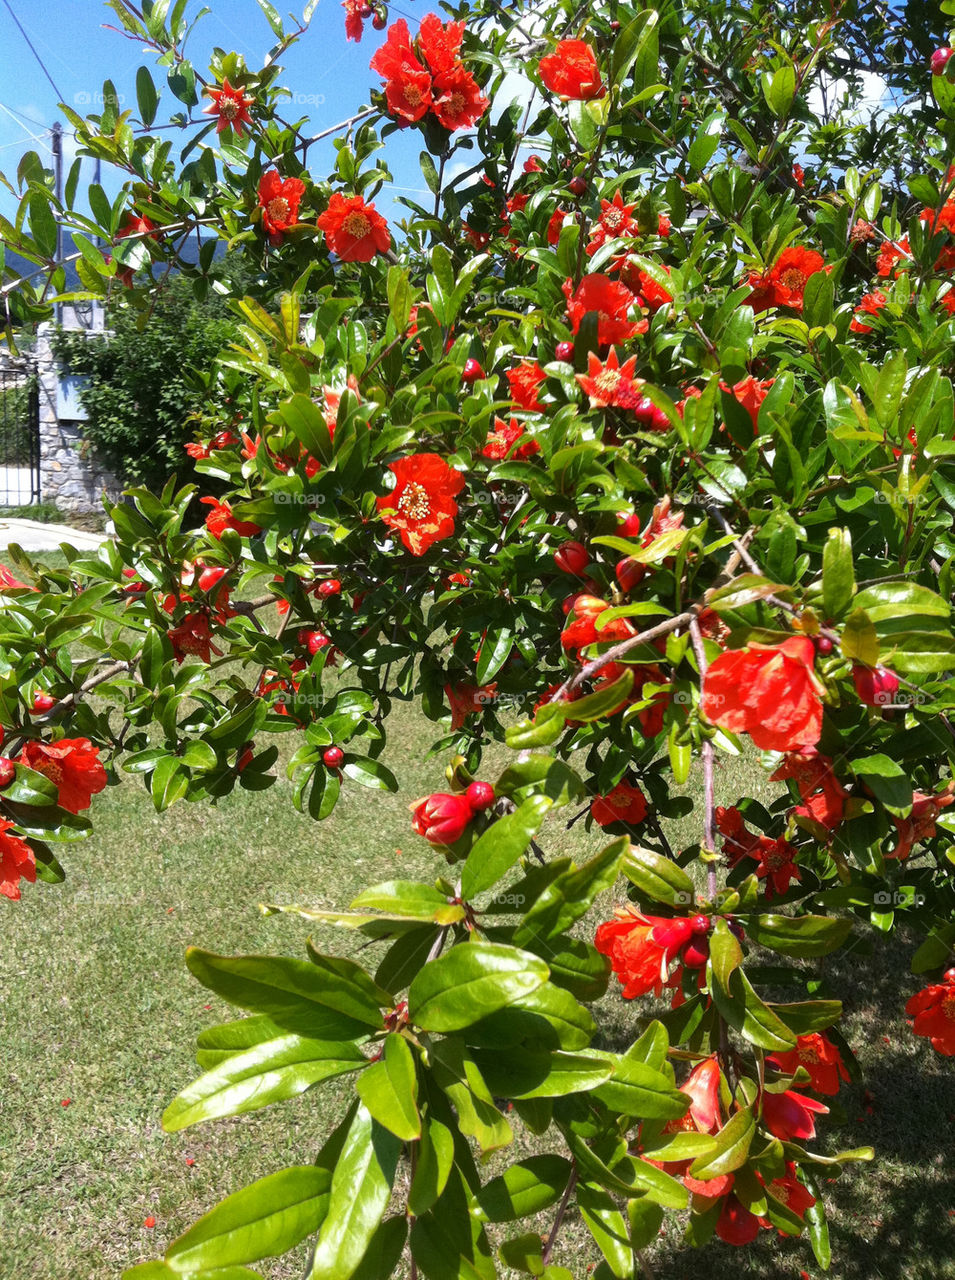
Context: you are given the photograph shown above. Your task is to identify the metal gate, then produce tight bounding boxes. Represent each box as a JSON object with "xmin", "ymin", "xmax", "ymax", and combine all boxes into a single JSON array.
[{"xmin": 0, "ymin": 360, "xmax": 40, "ymax": 506}]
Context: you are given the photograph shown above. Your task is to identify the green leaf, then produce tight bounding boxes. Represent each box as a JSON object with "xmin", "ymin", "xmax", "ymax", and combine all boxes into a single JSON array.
[
  {"xmin": 185, "ymin": 949, "xmax": 383, "ymax": 1038},
  {"xmin": 461, "ymin": 796, "xmax": 552, "ymax": 899},
  {"xmin": 741, "ymin": 914, "xmax": 852, "ymax": 958},
  {"xmin": 3, "ymin": 765, "xmax": 58, "ymax": 807},
  {"xmin": 709, "ymin": 917, "xmax": 743, "ymax": 989},
  {"xmin": 408, "ymin": 942, "xmax": 549, "ymax": 1032},
  {"xmin": 687, "ymin": 1107, "xmax": 755, "ymax": 1181},
  {"xmin": 475, "ymin": 1047, "xmax": 614, "ymax": 1099},
  {"xmin": 591, "ymin": 1054, "xmax": 690, "ymax": 1120},
  {"xmin": 515, "ymin": 838, "xmax": 628, "ymax": 945},
  {"xmin": 473, "ymin": 1156, "xmax": 572, "ymax": 1223},
  {"xmin": 686, "ymin": 110, "xmax": 724, "ymax": 171},
  {"xmin": 822, "ymin": 528, "xmax": 855, "ymax": 621},
  {"xmin": 307, "ymin": 1104, "xmax": 401, "ymax": 1279},
  {"xmin": 621, "ymin": 844, "xmax": 695, "ymax": 908},
  {"xmin": 840, "ymin": 608, "xmax": 879, "ymax": 665},
  {"xmin": 576, "ymin": 1182, "xmax": 633, "ymax": 1279},
  {"xmin": 851, "ymin": 754, "xmax": 913, "ymax": 816},
  {"xmin": 125, "ymin": 1266, "xmax": 261, "ymax": 1280},
  {"xmin": 494, "ymin": 755, "xmax": 586, "ymax": 807},
  {"xmin": 342, "ymin": 757, "xmax": 399, "ymax": 791},
  {"xmin": 165, "ymin": 1166, "xmax": 331, "ymax": 1271},
  {"xmin": 28, "ymin": 191, "xmax": 57, "ymax": 259},
  {"xmin": 408, "ymin": 1116, "xmax": 454, "ymax": 1216},
  {"xmin": 351, "ymin": 880, "xmax": 463, "ymax": 925},
  {"xmin": 711, "ymin": 967, "xmax": 797, "ymax": 1051},
  {"xmin": 275, "ymin": 394, "xmax": 333, "ymax": 464},
  {"xmin": 853, "ymin": 581, "xmax": 948, "ymax": 624},
  {"xmin": 356, "ymin": 1033, "xmax": 420, "ymax": 1141},
  {"xmin": 387, "ymin": 265, "xmax": 413, "ymax": 333},
  {"xmin": 762, "ymin": 62, "xmax": 796, "ymax": 117},
  {"xmin": 163, "ymin": 1033, "xmax": 365, "ymax": 1131},
  {"xmin": 136, "ymin": 65, "xmax": 159, "ymax": 126}
]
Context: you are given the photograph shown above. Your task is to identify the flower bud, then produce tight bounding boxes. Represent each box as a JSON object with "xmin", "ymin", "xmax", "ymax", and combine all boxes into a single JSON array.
[
  {"xmin": 412, "ymin": 792, "xmax": 474, "ymax": 845},
  {"xmin": 465, "ymin": 780, "xmax": 495, "ymax": 811},
  {"xmin": 932, "ymin": 47, "xmax": 954, "ymax": 74},
  {"xmin": 323, "ymin": 746, "xmax": 344, "ymax": 769},
  {"xmin": 554, "ymin": 539, "xmax": 590, "ymax": 575},
  {"xmin": 0, "ymin": 757, "xmax": 15, "ymax": 788}
]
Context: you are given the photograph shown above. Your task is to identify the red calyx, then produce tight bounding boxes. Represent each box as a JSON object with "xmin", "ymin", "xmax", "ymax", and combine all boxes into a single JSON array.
[
  {"xmin": 555, "ymin": 341, "xmax": 575, "ymax": 362},
  {"xmin": 318, "ymin": 579, "xmax": 342, "ymax": 597},
  {"xmin": 462, "ymin": 358, "xmax": 485, "ymax": 384},
  {"xmin": 0, "ymin": 757, "xmax": 15, "ymax": 788},
  {"xmin": 323, "ymin": 746, "xmax": 345, "ymax": 769},
  {"xmin": 31, "ymin": 693, "xmax": 56, "ymax": 714}
]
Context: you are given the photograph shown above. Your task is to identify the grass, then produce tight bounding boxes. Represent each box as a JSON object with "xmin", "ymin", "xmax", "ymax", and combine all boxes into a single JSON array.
[{"xmin": 1, "ymin": 681, "xmax": 955, "ymax": 1278}]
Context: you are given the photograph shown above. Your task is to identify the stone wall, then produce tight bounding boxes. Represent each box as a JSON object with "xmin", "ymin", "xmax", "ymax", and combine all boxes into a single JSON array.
[{"xmin": 36, "ymin": 318, "xmax": 122, "ymax": 514}]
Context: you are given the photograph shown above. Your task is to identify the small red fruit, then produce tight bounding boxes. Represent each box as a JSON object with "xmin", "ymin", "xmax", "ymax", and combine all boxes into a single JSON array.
[
  {"xmin": 944, "ymin": 968, "xmax": 955, "ymax": 983},
  {"xmin": 555, "ymin": 341, "xmax": 575, "ymax": 362},
  {"xmin": 0, "ymin": 758, "xmax": 16, "ymax": 788},
  {"xmin": 554, "ymin": 539, "xmax": 590, "ymax": 575},
  {"xmin": 31, "ymin": 692, "xmax": 56, "ymax": 714},
  {"xmin": 372, "ymin": 8, "xmax": 387, "ymax": 29},
  {"xmin": 816, "ymin": 635, "xmax": 834, "ymax": 655},
  {"xmin": 617, "ymin": 511, "xmax": 641, "ymax": 538},
  {"xmin": 615, "ymin": 556, "xmax": 644, "ymax": 594},
  {"xmin": 932, "ymin": 47, "xmax": 954, "ymax": 75},
  {"xmin": 465, "ymin": 780, "xmax": 495, "ymax": 811},
  {"xmin": 299, "ymin": 628, "xmax": 331, "ymax": 655},
  {"xmin": 462, "ymin": 358, "xmax": 485, "ymax": 384},
  {"xmin": 691, "ymin": 914, "xmax": 710, "ymax": 935},
  {"xmin": 359, "ymin": 0, "xmax": 373, "ymax": 13},
  {"xmin": 318, "ymin": 578, "xmax": 342, "ymax": 597},
  {"xmin": 323, "ymin": 746, "xmax": 345, "ymax": 769},
  {"xmin": 852, "ymin": 663, "xmax": 900, "ymax": 707},
  {"xmin": 568, "ymin": 176, "xmax": 588, "ymax": 197},
  {"xmin": 236, "ymin": 747, "xmax": 254, "ymax": 773}
]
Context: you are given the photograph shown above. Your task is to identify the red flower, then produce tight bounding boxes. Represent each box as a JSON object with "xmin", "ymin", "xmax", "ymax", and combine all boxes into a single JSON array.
[
  {"xmin": 417, "ymin": 12, "xmax": 465, "ymax": 73},
  {"xmin": 0, "ymin": 821, "xmax": 35, "ymax": 900},
  {"xmin": 377, "ymin": 453, "xmax": 465, "ymax": 555},
  {"xmin": 563, "ymin": 274, "xmax": 644, "ymax": 346},
  {"xmin": 576, "ymin": 347, "xmax": 642, "ymax": 408},
  {"xmin": 342, "ymin": 0, "xmax": 366, "ymax": 41},
  {"xmin": 768, "ymin": 1033, "xmax": 850, "ymax": 1095},
  {"xmin": 431, "ymin": 64, "xmax": 488, "ymax": 130},
  {"xmin": 547, "ymin": 207, "xmax": 567, "ymax": 245},
  {"xmin": 792, "ymin": 163, "xmax": 805, "ymax": 187},
  {"xmin": 411, "ymin": 792, "xmax": 473, "ymax": 844},
  {"xmin": 258, "ymin": 170, "xmax": 306, "ymax": 246},
  {"xmin": 876, "ymin": 236, "xmax": 911, "ymax": 277},
  {"xmin": 371, "ymin": 20, "xmax": 434, "ymax": 123},
  {"xmin": 200, "ymin": 497, "xmax": 262, "ymax": 540},
  {"xmin": 539, "ymin": 40, "xmax": 605, "ymax": 100},
  {"xmin": 523, "ymin": 155, "xmax": 543, "ymax": 173},
  {"xmin": 849, "ymin": 290, "xmax": 887, "ymax": 333},
  {"xmin": 595, "ymin": 908, "xmax": 705, "ymax": 998},
  {"xmin": 587, "ymin": 191, "xmax": 638, "ymax": 255},
  {"xmin": 701, "ymin": 636, "xmax": 823, "ymax": 752},
  {"xmin": 318, "ymin": 192, "xmax": 391, "ymax": 263},
  {"xmin": 716, "ymin": 1194, "xmax": 761, "ymax": 1246},
  {"xmin": 907, "ymin": 973, "xmax": 955, "ymax": 1055},
  {"xmin": 591, "ymin": 780, "xmax": 648, "ymax": 827},
  {"xmin": 889, "ymin": 785, "xmax": 955, "ymax": 861},
  {"xmin": 720, "ymin": 376, "xmax": 774, "ymax": 435},
  {"xmin": 771, "ymin": 749, "xmax": 848, "ymax": 834},
  {"xmin": 202, "ymin": 78, "xmax": 254, "ymax": 135},
  {"xmin": 0, "ymin": 565, "xmax": 35, "ymax": 592},
  {"xmin": 761, "ymin": 1088, "xmax": 829, "ymax": 1141},
  {"xmin": 765, "ymin": 1164, "xmax": 816, "ymax": 1224},
  {"xmin": 506, "ymin": 362, "xmax": 547, "ymax": 410},
  {"xmin": 753, "ymin": 835, "xmax": 801, "ymax": 898},
  {"xmin": 444, "ymin": 680, "xmax": 497, "ymax": 729},
  {"xmin": 481, "ymin": 417, "xmax": 540, "ymax": 460},
  {"xmin": 746, "ymin": 246, "xmax": 826, "ymax": 313},
  {"xmin": 168, "ymin": 612, "xmax": 223, "ymax": 665},
  {"xmin": 21, "ymin": 738, "xmax": 107, "ymax": 814}
]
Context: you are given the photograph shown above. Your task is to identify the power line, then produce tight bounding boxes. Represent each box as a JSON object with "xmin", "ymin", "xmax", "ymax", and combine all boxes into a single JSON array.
[
  {"xmin": 0, "ymin": 100, "xmax": 49, "ymax": 130},
  {"xmin": 0, "ymin": 0, "xmax": 66, "ymax": 103},
  {"xmin": 0, "ymin": 102, "xmax": 52, "ymax": 154}
]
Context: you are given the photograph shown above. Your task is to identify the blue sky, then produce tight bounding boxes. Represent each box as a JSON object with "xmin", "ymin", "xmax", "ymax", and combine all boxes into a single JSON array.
[{"xmin": 0, "ymin": 0, "xmax": 521, "ymax": 230}]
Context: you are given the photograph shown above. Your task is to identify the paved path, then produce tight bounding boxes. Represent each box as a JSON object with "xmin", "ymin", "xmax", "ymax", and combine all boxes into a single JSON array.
[{"xmin": 0, "ymin": 518, "xmax": 108, "ymax": 552}]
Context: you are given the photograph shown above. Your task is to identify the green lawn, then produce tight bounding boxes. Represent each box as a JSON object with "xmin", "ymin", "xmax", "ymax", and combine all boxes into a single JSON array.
[{"xmin": 1, "ymin": 693, "xmax": 954, "ymax": 1278}]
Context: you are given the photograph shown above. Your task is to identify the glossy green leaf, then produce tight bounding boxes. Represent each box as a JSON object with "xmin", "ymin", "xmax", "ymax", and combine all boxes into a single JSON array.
[
  {"xmin": 473, "ymin": 1155, "xmax": 572, "ymax": 1223},
  {"xmin": 356, "ymin": 1032, "xmax": 420, "ymax": 1141},
  {"xmin": 165, "ymin": 1166, "xmax": 331, "ymax": 1271},
  {"xmin": 408, "ymin": 942, "xmax": 549, "ymax": 1032},
  {"xmin": 461, "ymin": 795, "xmax": 553, "ymax": 899}
]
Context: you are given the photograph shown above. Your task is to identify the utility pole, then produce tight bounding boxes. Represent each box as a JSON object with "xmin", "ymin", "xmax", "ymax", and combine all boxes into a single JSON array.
[{"xmin": 51, "ymin": 121, "xmax": 62, "ymax": 324}]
